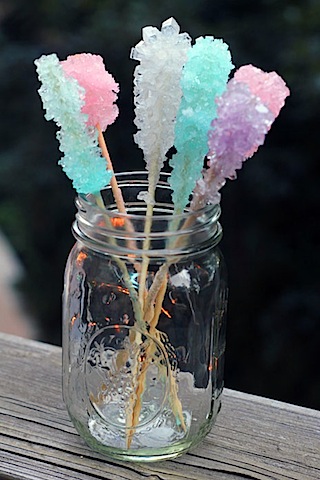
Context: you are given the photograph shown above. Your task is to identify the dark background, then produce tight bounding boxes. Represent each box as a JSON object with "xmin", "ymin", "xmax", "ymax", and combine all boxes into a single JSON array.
[{"xmin": 0, "ymin": 0, "xmax": 319, "ymax": 409}]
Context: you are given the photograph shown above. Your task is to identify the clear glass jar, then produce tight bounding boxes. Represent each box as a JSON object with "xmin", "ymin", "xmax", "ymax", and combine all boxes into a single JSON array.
[{"xmin": 62, "ymin": 172, "xmax": 227, "ymax": 462}]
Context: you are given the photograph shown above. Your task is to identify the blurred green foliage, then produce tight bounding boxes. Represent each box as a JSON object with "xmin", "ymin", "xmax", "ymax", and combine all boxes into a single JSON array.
[{"xmin": 0, "ymin": 0, "xmax": 319, "ymax": 408}]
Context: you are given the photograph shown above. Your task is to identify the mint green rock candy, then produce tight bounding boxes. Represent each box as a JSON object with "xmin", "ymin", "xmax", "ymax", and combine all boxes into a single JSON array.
[
  {"xmin": 169, "ymin": 36, "xmax": 233, "ymax": 212},
  {"xmin": 34, "ymin": 54, "xmax": 112, "ymax": 194}
]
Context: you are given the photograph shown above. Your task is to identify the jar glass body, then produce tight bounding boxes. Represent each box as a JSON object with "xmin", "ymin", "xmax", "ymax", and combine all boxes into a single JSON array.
[{"xmin": 62, "ymin": 172, "xmax": 227, "ymax": 462}]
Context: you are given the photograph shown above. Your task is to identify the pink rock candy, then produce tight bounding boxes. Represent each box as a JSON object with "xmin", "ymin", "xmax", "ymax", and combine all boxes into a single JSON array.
[
  {"xmin": 61, "ymin": 53, "xmax": 119, "ymax": 131},
  {"xmin": 234, "ymin": 64, "xmax": 290, "ymax": 117}
]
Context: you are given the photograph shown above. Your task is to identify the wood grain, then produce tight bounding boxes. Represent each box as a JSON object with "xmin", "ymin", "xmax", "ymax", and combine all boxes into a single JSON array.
[{"xmin": 0, "ymin": 333, "xmax": 319, "ymax": 479}]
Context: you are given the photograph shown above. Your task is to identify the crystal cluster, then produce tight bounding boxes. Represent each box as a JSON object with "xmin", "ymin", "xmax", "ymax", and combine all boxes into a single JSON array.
[
  {"xmin": 131, "ymin": 17, "xmax": 191, "ymax": 190},
  {"xmin": 192, "ymin": 67, "xmax": 290, "ymax": 208},
  {"xmin": 169, "ymin": 36, "xmax": 233, "ymax": 212},
  {"xmin": 61, "ymin": 53, "xmax": 119, "ymax": 132},
  {"xmin": 35, "ymin": 54, "xmax": 114, "ymax": 194}
]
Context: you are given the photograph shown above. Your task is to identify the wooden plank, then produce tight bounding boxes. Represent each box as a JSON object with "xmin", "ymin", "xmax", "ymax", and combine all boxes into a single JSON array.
[{"xmin": 0, "ymin": 333, "xmax": 319, "ymax": 480}]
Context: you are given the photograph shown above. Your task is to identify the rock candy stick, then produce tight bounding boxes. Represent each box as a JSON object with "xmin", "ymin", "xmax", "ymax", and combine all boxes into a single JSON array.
[
  {"xmin": 169, "ymin": 36, "xmax": 233, "ymax": 213},
  {"xmin": 127, "ymin": 19, "xmax": 191, "ymax": 444},
  {"xmin": 131, "ymin": 17, "xmax": 191, "ymax": 306}
]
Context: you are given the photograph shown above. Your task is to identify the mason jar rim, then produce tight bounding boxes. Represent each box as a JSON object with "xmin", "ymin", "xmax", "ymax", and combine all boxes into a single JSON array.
[
  {"xmin": 73, "ymin": 171, "xmax": 222, "ymax": 257},
  {"xmin": 76, "ymin": 171, "xmax": 220, "ymax": 223}
]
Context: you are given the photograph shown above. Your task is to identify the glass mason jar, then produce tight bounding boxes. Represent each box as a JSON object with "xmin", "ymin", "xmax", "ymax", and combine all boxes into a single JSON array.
[{"xmin": 62, "ymin": 172, "xmax": 227, "ymax": 462}]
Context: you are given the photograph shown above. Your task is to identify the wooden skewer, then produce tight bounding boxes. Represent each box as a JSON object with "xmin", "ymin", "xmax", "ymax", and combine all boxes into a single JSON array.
[
  {"xmin": 96, "ymin": 124, "xmax": 139, "ymax": 263},
  {"xmin": 96, "ymin": 124, "xmax": 127, "ymax": 214}
]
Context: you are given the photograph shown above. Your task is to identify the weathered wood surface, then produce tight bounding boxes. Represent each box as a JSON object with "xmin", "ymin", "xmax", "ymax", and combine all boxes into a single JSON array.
[{"xmin": 0, "ymin": 333, "xmax": 319, "ymax": 480}]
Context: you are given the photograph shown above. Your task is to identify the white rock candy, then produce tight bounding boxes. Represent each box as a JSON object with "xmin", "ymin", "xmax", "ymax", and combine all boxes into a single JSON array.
[{"xmin": 131, "ymin": 18, "xmax": 191, "ymax": 191}]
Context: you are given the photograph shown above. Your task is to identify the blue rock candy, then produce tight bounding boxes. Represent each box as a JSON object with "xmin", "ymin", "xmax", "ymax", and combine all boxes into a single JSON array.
[{"xmin": 169, "ymin": 36, "xmax": 233, "ymax": 212}]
